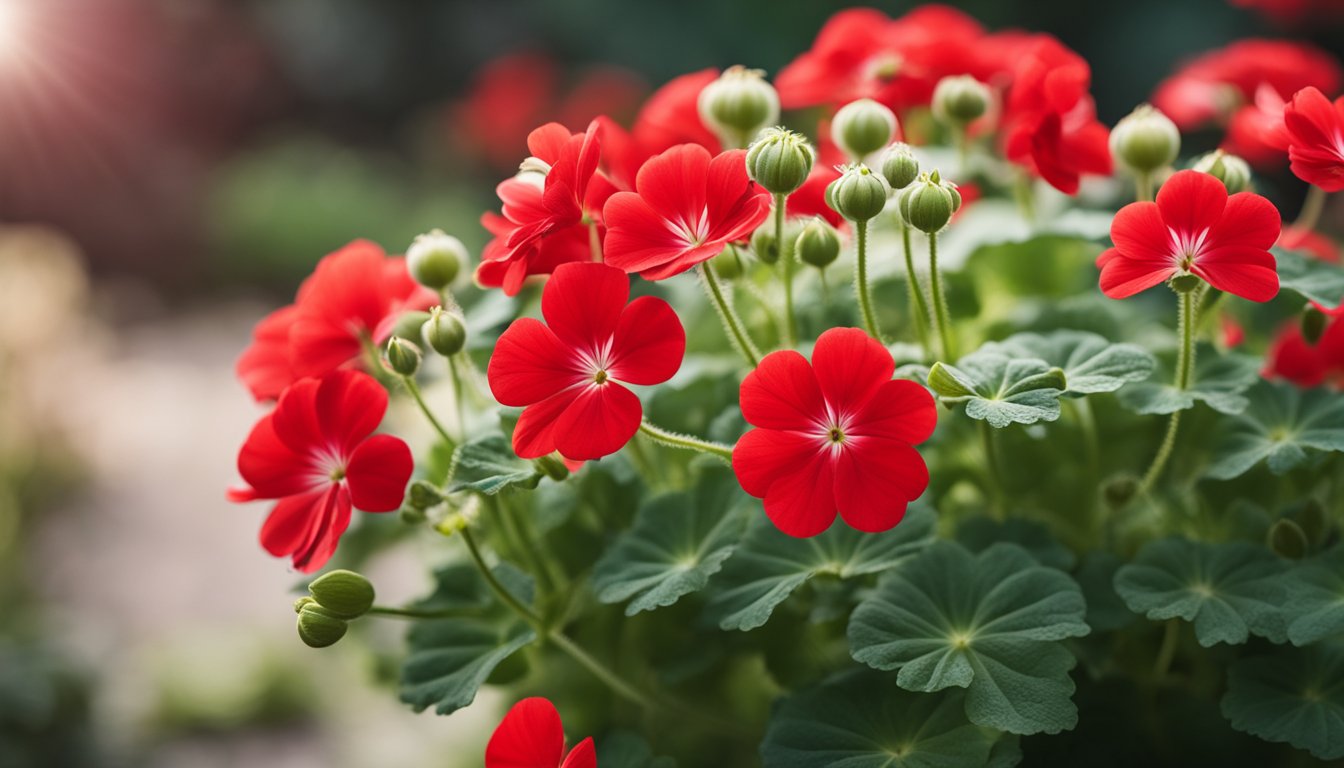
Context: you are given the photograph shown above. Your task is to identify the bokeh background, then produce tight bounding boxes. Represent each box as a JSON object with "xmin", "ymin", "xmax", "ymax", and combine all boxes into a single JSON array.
[{"xmin": 1, "ymin": 0, "xmax": 1340, "ymax": 766}]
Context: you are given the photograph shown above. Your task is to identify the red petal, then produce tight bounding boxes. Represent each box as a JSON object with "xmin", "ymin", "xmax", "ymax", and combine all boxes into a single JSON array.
[
  {"xmin": 346, "ymin": 434, "xmax": 413, "ymax": 512},
  {"xmin": 635, "ymin": 144, "xmax": 711, "ymax": 227},
  {"xmin": 763, "ymin": 449, "xmax": 837, "ymax": 538},
  {"xmin": 732, "ymin": 428, "xmax": 823, "ymax": 498},
  {"xmin": 1099, "ymin": 254, "xmax": 1176, "ymax": 299},
  {"xmin": 513, "ymin": 388, "xmax": 581, "ymax": 459},
  {"xmin": 600, "ymin": 191, "xmax": 691, "ymax": 275},
  {"xmin": 316, "ymin": 370, "xmax": 389, "ymax": 451},
  {"xmin": 1208, "ymin": 192, "xmax": 1282, "ymax": 252},
  {"xmin": 527, "ymin": 123, "xmax": 574, "ymax": 165},
  {"xmin": 236, "ymin": 415, "xmax": 320, "ymax": 500},
  {"xmin": 489, "ymin": 318, "xmax": 582, "ymax": 407},
  {"xmin": 236, "ymin": 304, "xmax": 300, "ymax": 401},
  {"xmin": 542, "ymin": 262, "xmax": 629, "ymax": 350},
  {"xmin": 1193, "ymin": 247, "xmax": 1280, "ymax": 302},
  {"xmin": 704, "ymin": 149, "xmax": 753, "ymax": 228},
  {"xmin": 1156, "ymin": 170, "xmax": 1227, "ymax": 239},
  {"xmin": 811, "ymin": 328, "xmax": 894, "ymax": 415},
  {"xmin": 850, "ymin": 380, "xmax": 937, "ymax": 445},
  {"xmin": 485, "ymin": 698, "xmax": 565, "ymax": 768},
  {"xmin": 270, "ymin": 485, "xmax": 352, "ymax": 573},
  {"xmin": 607, "ymin": 296, "xmax": 685, "ymax": 385},
  {"xmin": 552, "ymin": 383, "xmax": 643, "ymax": 461},
  {"xmin": 259, "ymin": 489, "xmax": 327, "ymax": 560},
  {"xmin": 1284, "ymin": 87, "xmax": 1339, "ymax": 153},
  {"xmin": 834, "ymin": 438, "xmax": 929, "ymax": 533},
  {"xmin": 560, "ymin": 739, "xmax": 596, "ymax": 768},
  {"xmin": 739, "ymin": 350, "xmax": 825, "ymax": 431},
  {"xmin": 1110, "ymin": 201, "xmax": 1172, "ymax": 264}
]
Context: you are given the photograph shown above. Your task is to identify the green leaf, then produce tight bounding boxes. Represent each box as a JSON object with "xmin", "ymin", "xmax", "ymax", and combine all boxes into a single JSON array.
[
  {"xmin": 1281, "ymin": 548, "xmax": 1344, "ymax": 646},
  {"xmin": 447, "ymin": 434, "xmax": 542, "ymax": 495},
  {"xmin": 1221, "ymin": 642, "xmax": 1344, "ymax": 759},
  {"xmin": 848, "ymin": 541, "xmax": 1090, "ymax": 735},
  {"xmin": 1116, "ymin": 344, "xmax": 1259, "ymax": 416},
  {"xmin": 759, "ymin": 669, "xmax": 1013, "ymax": 768},
  {"xmin": 980, "ymin": 330, "xmax": 1155, "ymax": 396},
  {"xmin": 1206, "ymin": 381, "xmax": 1344, "ymax": 480},
  {"xmin": 1113, "ymin": 538, "xmax": 1288, "ymax": 646},
  {"xmin": 597, "ymin": 731, "xmax": 677, "ymax": 768},
  {"xmin": 592, "ymin": 465, "xmax": 749, "ymax": 616},
  {"xmin": 399, "ymin": 563, "xmax": 537, "ymax": 715},
  {"xmin": 1276, "ymin": 247, "xmax": 1344, "ymax": 311},
  {"xmin": 927, "ymin": 351, "xmax": 1066, "ymax": 428},
  {"xmin": 705, "ymin": 506, "xmax": 936, "ymax": 632},
  {"xmin": 956, "ymin": 517, "xmax": 1076, "ymax": 571}
]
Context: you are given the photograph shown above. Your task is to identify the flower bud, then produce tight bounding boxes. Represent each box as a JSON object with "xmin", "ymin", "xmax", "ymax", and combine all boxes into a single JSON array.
[
  {"xmin": 1267, "ymin": 518, "xmax": 1309, "ymax": 560},
  {"xmin": 879, "ymin": 142, "xmax": 920, "ymax": 190},
  {"xmin": 826, "ymin": 163, "xmax": 890, "ymax": 223},
  {"xmin": 533, "ymin": 454, "xmax": 571, "ymax": 482},
  {"xmin": 392, "ymin": 310, "xmax": 432, "ymax": 342},
  {"xmin": 752, "ymin": 229, "xmax": 780, "ymax": 265},
  {"xmin": 1102, "ymin": 475, "xmax": 1139, "ymax": 508},
  {"xmin": 1191, "ymin": 150, "xmax": 1251, "ymax": 194},
  {"xmin": 407, "ymin": 479, "xmax": 447, "ymax": 511},
  {"xmin": 1302, "ymin": 303, "xmax": 1329, "ymax": 345},
  {"xmin": 898, "ymin": 170, "xmax": 961, "ymax": 234},
  {"xmin": 297, "ymin": 603, "xmax": 348, "ymax": 648},
  {"xmin": 745, "ymin": 127, "xmax": 815, "ymax": 195},
  {"xmin": 407, "ymin": 229, "xmax": 467, "ymax": 290},
  {"xmin": 711, "ymin": 247, "xmax": 745, "ymax": 279},
  {"xmin": 1168, "ymin": 274, "xmax": 1202, "ymax": 293},
  {"xmin": 421, "ymin": 307, "xmax": 466, "ymax": 357},
  {"xmin": 308, "ymin": 569, "xmax": 376, "ymax": 619},
  {"xmin": 385, "ymin": 337, "xmax": 422, "ymax": 376},
  {"xmin": 795, "ymin": 218, "xmax": 841, "ymax": 269},
  {"xmin": 831, "ymin": 98, "xmax": 898, "ymax": 159},
  {"xmin": 698, "ymin": 66, "xmax": 779, "ymax": 148},
  {"xmin": 932, "ymin": 75, "xmax": 990, "ymax": 127},
  {"xmin": 1109, "ymin": 104, "xmax": 1180, "ymax": 173}
]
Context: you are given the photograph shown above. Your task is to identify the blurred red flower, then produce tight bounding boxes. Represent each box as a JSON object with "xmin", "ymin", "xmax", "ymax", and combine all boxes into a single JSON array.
[
  {"xmin": 603, "ymin": 145, "xmax": 771, "ymax": 280},
  {"xmin": 486, "ymin": 697, "xmax": 595, "ymax": 768},
  {"xmin": 733, "ymin": 328, "xmax": 936, "ymax": 537},
  {"xmin": 1284, "ymin": 86, "xmax": 1344, "ymax": 191},
  {"xmin": 1279, "ymin": 225, "xmax": 1341, "ymax": 262},
  {"xmin": 596, "ymin": 69, "xmax": 722, "ymax": 191},
  {"xmin": 1265, "ymin": 306, "xmax": 1344, "ymax": 388},
  {"xmin": 787, "ymin": 165, "xmax": 845, "ymax": 228},
  {"xmin": 1223, "ymin": 84, "xmax": 1292, "ymax": 167},
  {"xmin": 1097, "ymin": 170, "xmax": 1280, "ymax": 301},
  {"xmin": 487, "ymin": 262, "xmax": 685, "ymax": 462},
  {"xmin": 229, "ymin": 370, "xmax": 413, "ymax": 572}
]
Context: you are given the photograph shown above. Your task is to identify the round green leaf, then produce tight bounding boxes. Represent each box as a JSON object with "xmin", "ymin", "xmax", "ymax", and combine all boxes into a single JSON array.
[
  {"xmin": 1281, "ymin": 547, "xmax": 1344, "ymax": 646},
  {"xmin": 1116, "ymin": 344, "xmax": 1259, "ymax": 416},
  {"xmin": 447, "ymin": 434, "xmax": 543, "ymax": 495},
  {"xmin": 848, "ymin": 541, "xmax": 1090, "ymax": 735},
  {"xmin": 1277, "ymin": 247, "xmax": 1344, "ymax": 311},
  {"xmin": 1221, "ymin": 642, "xmax": 1344, "ymax": 760},
  {"xmin": 927, "ymin": 351, "xmax": 1066, "ymax": 428},
  {"xmin": 980, "ymin": 330, "xmax": 1155, "ymax": 396},
  {"xmin": 1206, "ymin": 381, "xmax": 1344, "ymax": 480},
  {"xmin": 955, "ymin": 517, "xmax": 1076, "ymax": 571}
]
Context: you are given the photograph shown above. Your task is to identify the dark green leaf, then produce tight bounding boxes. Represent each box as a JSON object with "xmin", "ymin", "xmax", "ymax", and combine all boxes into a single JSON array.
[
  {"xmin": 956, "ymin": 517, "xmax": 1076, "ymax": 571},
  {"xmin": 1276, "ymin": 247, "xmax": 1344, "ymax": 311},
  {"xmin": 1116, "ymin": 344, "xmax": 1259, "ymax": 416},
  {"xmin": 980, "ymin": 330, "xmax": 1155, "ymax": 396},
  {"xmin": 848, "ymin": 541, "xmax": 1090, "ymax": 735},
  {"xmin": 705, "ymin": 505, "xmax": 936, "ymax": 632},
  {"xmin": 597, "ymin": 731, "xmax": 677, "ymax": 768},
  {"xmin": 447, "ymin": 434, "xmax": 542, "ymax": 495},
  {"xmin": 1206, "ymin": 381, "xmax": 1344, "ymax": 480},
  {"xmin": 1281, "ymin": 548, "xmax": 1344, "ymax": 646},
  {"xmin": 1221, "ymin": 642, "xmax": 1344, "ymax": 759},
  {"xmin": 928, "ymin": 351, "xmax": 1066, "ymax": 428}
]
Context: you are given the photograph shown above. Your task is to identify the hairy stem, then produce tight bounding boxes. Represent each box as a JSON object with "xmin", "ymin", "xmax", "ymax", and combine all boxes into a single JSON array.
[
  {"xmin": 927, "ymin": 231, "xmax": 956, "ymax": 361},
  {"xmin": 1292, "ymin": 185, "xmax": 1328, "ymax": 232},
  {"xmin": 854, "ymin": 219, "xmax": 882, "ymax": 340},
  {"xmin": 697, "ymin": 263, "xmax": 761, "ymax": 367},
  {"xmin": 401, "ymin": 375, "xmax": 456, "ymax": 449},
  {"xmin": 775, "ymin": 194, "xmax": 797, "ymax": 347},
  {"xmin": 902, "ymin": 225, "xmax": 933, "ymax": 359},
  {"xmin": 638, "ymin": 420, "xmax": 734, "ymax": 462},
  {"xmin": 1140, "ymin": 291, "xmax": 1197, "ymax": 493}
]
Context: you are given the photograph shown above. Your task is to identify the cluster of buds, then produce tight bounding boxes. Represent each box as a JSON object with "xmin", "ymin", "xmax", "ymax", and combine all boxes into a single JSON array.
[
  {"xmin": 295, "ymin": 570, "xmax": 376, "ymax": 648},
  {"xmin": 384, "ymin": 232, "xmax": 471, "ymax": 377}
]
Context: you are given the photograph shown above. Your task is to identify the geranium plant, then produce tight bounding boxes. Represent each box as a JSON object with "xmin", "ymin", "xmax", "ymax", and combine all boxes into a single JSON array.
[{"xmin": 229, "ymin": 6, "xmax": 1344, "ymax": 765}]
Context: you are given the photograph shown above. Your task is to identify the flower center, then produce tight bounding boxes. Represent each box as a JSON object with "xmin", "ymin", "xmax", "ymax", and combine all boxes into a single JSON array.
[
  {"xmin": 329, "ymin": 466, "xmax": 346, "ymax": 482},
  {"xmin": 827, "ymin": 426, "xmax": 845, "ymax": 444},
  {"xmin": 1168, "ymin": 226, "xmax": 1210, "ymax": 272},
  {"xmin": 867, "ymin": 53, "xmax": 902, "ymax": 82},
  {"xmin": 667, "ymin": 207, "xmax": 711, "ymax": 247},
  {"xmin": 593, "ymin": 369, "xmax": 609, "ymax": 385}
]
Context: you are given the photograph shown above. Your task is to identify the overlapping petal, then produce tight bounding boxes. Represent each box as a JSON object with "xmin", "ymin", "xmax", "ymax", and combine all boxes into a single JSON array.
[
  {"xmin": 607, "ymin": 296, "xmax": 687, "ymax": 385},
  {"xmin": 834, "ymin": 438, "xmax": 928, "ymax": 532},
  {"xmin": 485, "ymin": 698, "xmax": 565, "ymax": 768}
]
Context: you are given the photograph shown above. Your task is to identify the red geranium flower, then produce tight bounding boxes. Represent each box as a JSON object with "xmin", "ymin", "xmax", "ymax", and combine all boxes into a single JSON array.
[
  {"xmin": 595, "ymin": 69, "xmax": 722, "ymax": 192},
  {"xmin": 1223, "ymin": 84, "xmax": 1291, "ymax": 168},
  {"xmin": 1280, "ymin": 225, "xmax": 1341, "ymax": 263},
  {"xmin": 487, "ymin": 262, "xmax": 685, "ymax": 461},
  {"xmin": 236, "ymin": 241, "xmax": 436, "ymax": 401},
  {"xmin": 486, "ymin": 698, "xmax": 595, "ymax": 768},
  {"xmin": 229, "ymin": 370, "xmax": 413, "ymax": 572},
  {"xmin": 732, "ymin": 328, "xmax": 937, "ymax": 537},
  {"xmin": 1265, "ymin": 306, "xmax": 1344, "ymax": 388},
  {"xmin": 603, "ymin": 145, "xmax": 771, "ymax": 280},
  {"xmin": 1097, "ymin": 170, "xmax": 1280, "ymax": 301},
  {"xmin": 1284, "ymin": 86, "xmax": 1344, "ymax": 192}
]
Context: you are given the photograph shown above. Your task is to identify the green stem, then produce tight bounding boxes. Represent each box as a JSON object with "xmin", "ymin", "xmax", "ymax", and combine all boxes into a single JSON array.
[
  {"xmin": 1135, "ymin": 171, "xmax": 1154, "ymax": 203},
  {"xmin": 775, "ymin": 194, "xmax": 797, "ymax": 347},
  {"xmin": 495, "ymin": 494, "xmax": 558, "ymax": 598},
  {"xmin": 1153, "ymin": 619, "xmax": 1180, "ymax": 680},
  {"xmin": 901, "ymin": 225, "xmax": 933, "ymax": 359},
  {"xmin": 927, "ymin": 231, "xmax": 956, "ymax": 361},
  {"xmin": 854, "ymin": 219, "xmax": 882, "ymax": 340},
  {"xmin": 1292, "ymin": 185, "xmax": 1328, "ymax": 232},
  {"xmin": 461, "ymin": 526, "xmax": 542, "ymax": 626},
  {"xmin": 402, "ymin": 375, "xmax": 455, "ymax": 449},
  {"xmin": 638, "ymin": 420, "xmax": 734, "ymax": 462},
  {"xmin": 980, "ymin": 421, "xmax": 1005, "ymax": 520},
  {"xmin": 447, "ymin": 355, "xmax": 466, "ymax": 439},
  {"xmin": 366, "ymin": 605, "xmax": 456, "ymax": 620},
  {"xmin": 697, "ymin": 263, "xmax": 761, "ymax": 367},
  {"xmin": 1139, "ymin": 291, "xmax": 1197, "ymax": 493}
]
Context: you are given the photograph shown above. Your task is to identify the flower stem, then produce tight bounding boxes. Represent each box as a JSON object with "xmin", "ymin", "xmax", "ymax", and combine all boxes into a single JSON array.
[
  {"xmin": 697, "ymin": 262, "xmax": 761, "ymax": 367},
  {"xmin": 775, "ymin": 194, "xmax": 797, "ymax": 347},
  {"xmin": 927, "ymin": 231, "xmax": 956, "ymax": 361},
  {"xmin": 461, "ymin": 526, "xmax": 543, "ymax": 626},
  {"xmin": 1153, "ymin": 619, "xmax": 1180, "ymax": 680},
  {"xmin": 1135, "ymin": 171, "xmax": 1154, "ymax": 203},
  {"xmin": 401, "ymin": 374, "xmax": 456, "ymax": 449},
  {"xmin": 366, "ymin": 605, "xmax": 457, "ymax": 620},
  {"xmin": 446, "ymin": 355, "xmax": 466, "ymax": 439},
  {"xmin": 638, "ymin": 420, "xmax": 734, "ymax": 462},
  {"xmin": 980, "ymin": 421, "xmax": 1006, "ymax": 520},
  {"xmin": 1139, "ymin": 291, "xmax": 1197, "ymax": 493},
  {"xmin": 854, "ymin": 219, "xmax": 882, "ymax": 340},
  {"xmin": 901, "ymin": 225, "xmax": 933, "ymax": 359},
  {"xmin": 1292, "ymin": 185, "xmax": 1328, "ymax": 232}
]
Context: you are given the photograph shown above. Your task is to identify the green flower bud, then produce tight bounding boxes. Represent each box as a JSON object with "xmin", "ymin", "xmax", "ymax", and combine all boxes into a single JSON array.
[
  {"xmin": 826, "ymin": 163, "xmax": 890, "ymax": 223},
  {"xmin": 421, "ymin": 307, "xmax": 466, "ymax": 357},
  {"xmin": 795, "ymin": 218, "xmax": 841, "ymax": 269},
  {"xmin": 711, "ymin": 247, "xmax": 745, "ymax": 280},
  {"xmin": 293, "ymin": 596, "xmax": 316, "ymax": 613},
  {"xmin": 879, "ymin": 142, "xmax": 920, "ymax": 190},
  {"xmin": 752, "ymin": 228, "xmax": 780, "ymax": 265},
  {"xmin": 297, "ymin": 603, "xmax": 348, "ymax": 648},
  {"xmin": 1168, "ymin": 274, "xmax": 1202, "ymax": 293},
  {"xmin": 406, "ymin": 229, "xmax": 466, "ymax": 290},
  {"xmin": 533, "ymin": 454, "xmax": 571, "ymax": 482},
  {"xmin": 1109, "ymin": 104, "xmax": 1180, "ymax": 173},
  {"xmin": 745, "ymin": 127, "xmax": 815, "ymax": 195},
  {"xmin": 831, "ymin": 98, "xmax": 898, "ymax": 159},
  {"xmin": 932, "ymin": 75, "xmax": 990, "ymax": 126},
  {"xmin": 1102, "ymin": 475, "xmax": 1139, "ymax": 508},
  {"xmin": 1192, "ymin": 150, "xmax": 1251, "ymax": 194},
  {"xmin": 1302, "ymin": 303, "xmax": 1328, "ymax": 345},
  {"xmin": 697, "ymin": 66, "xmax": 779, "ymax": 148},
  {"xmin": 406, "ymin": 480, "xmax": 447, "ymax": 511},
  {"xmin": 1267, "ymin": 518, "xmax": 1309, "ymax": 560},
  {"xmin": 897, "ymin": 170, "xmax": 960, "ymax": 234},
  {"xmin": 385, "ymin": 337, "xmax": 422, "ymax": 376},
  {"xmin": 308, "ymin": 569, "xmax": 376, "ymax": 619},
  {"xmin": 392, "ymin": 310, "xmax": 432, "ymax": 342}
]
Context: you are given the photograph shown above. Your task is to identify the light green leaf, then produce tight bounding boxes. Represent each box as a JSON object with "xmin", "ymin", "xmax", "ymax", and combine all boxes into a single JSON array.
[
  {"xmin": 1221, "ymin": 642, "xmax": 1344, "ymax": 759},
  {"xmin": 705, "ymin": 505, "xmax": 936, "ymax": 632},
  {"xmin": 928, "ymin": 351, "xmax": 1066, "ymax": 428},
  {"xmin": 1206, "ymin": 381, "xmax": 1344, "ymax": 480},
  {"xmin": 759, "ymin": 669, "xmax": 1014, "ymax": 768},
  {"xmin": 980, "ymin": 330, "xmax": 1155, "ymax": 396},
  {"xmin": 447, "ymin": 434, "xmax": 542, "ymax": 495},
  {"xmin": 1113, "ymin": 538, "xmax": 1287, "ymax": 646},
  {"xmin": 1281, "ymin": 548, "xmax": 1344, "ymax": 646},
  {"xmin": 1116, "ymin": 344, "xmax": 1259, "ymax": 416},
  {"xmin": 848, "ymin": 541, "xmax": 1090, "ymax": 735},
  {"xmin": 592, "ymin": 465, "xmax": 749, "ymax": 616},
  {"xmin": 1277, "ymin": 247, "xmax": 1344, "ymax": 311},
  {"xmin": 399, "ymin": 563, "xmax": 537, "ymax": 715}
]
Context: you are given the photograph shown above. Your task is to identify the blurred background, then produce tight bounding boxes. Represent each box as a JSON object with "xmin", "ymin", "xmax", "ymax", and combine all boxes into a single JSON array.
[{"xmin": 0, "ymin": 0, "xmax": 1340, "ymax": 766}]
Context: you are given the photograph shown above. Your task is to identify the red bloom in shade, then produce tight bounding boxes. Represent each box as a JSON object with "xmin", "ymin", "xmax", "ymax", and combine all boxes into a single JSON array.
[
  {"xmin": 1280, "ymin": 225, "xmax": 1341, "ymax": 263},
  {"xmin": 603, "ymin": 145, "xmax": 771, "ymax": 280},
  {"xmin": 733, "ymin": 328, "xmax": 937, "ymax": 537},
  {"xmin": 1002, "ymin": 36, "xmax": 1112, "ymax": 194},
  {"xmin": 486, "ymin": 698, "xmax": 595, "ymax": 768},
  {"xmin": 1221, "ymin": 313, "xmax": 1246, "ymax": 348},
  {"xmin": 487, "ymin": 262, "xmax": 685, "ymax": 461},
  {"xmin": 1284, "ymin": 86, "xmax": 1344, "ymax": 191},
  {"xmin": 1223, "ymin": 84, "xmax": 1291, "ymax": 167},
  {"xmin": 235, "ymin": 241, "xmax": 436, "ymax": 401},
  {"xmin": 1265, "ymin": 306, "xmax": 1344, "ymax": 388},
  {"xmin": 787, "ymin": 165, "xmax": 845, "ymax": 228},
  {"xmin": 229, "ymin": 370, "xmax": 413, "ymax": 572},
  {"xmin": 1097, "ymin": 170, "xmax": 1281, "ymax": 301},
  {"xmin": 595, "ymin": 69, "xmax": 722, "ymax": 192}
]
